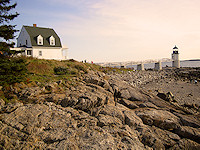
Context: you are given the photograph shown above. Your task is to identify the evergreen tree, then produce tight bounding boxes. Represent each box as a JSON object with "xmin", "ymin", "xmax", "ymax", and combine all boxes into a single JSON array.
[
  {"xmin": 0, "ymin": 1, "xmax": 27, "ymax": 86},
  {"xmin": 0, "ymin": 0, "xmax": 19, "ymax": 54},
  {"xmin": 0, "ymin": 57, "xmax": 27, "ymax": 85}
]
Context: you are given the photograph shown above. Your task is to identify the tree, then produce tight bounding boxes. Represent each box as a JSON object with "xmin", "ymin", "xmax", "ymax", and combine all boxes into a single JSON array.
[
  {"xmin": 0, "ymin": 0, "xmax": 19, "ymax": 54},
  {"xmin": 0, "ymin": 57, "xmax": 27, "ymax": 85},
  {"xmin": 0, "ymin": 1, "xmax": 27, "ymax": 86}
]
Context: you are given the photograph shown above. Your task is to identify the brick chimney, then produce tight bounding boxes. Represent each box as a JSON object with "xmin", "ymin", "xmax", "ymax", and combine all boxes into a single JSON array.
[{"xmin": 33, "ymin": 24, "xmax": 37, "ymax": 27}]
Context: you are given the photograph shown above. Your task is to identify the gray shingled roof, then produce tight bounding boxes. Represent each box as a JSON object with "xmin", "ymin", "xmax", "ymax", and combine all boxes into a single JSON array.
[{"xmin": 24, "ymin": 26, "xmax": 62, "ymax": 47}]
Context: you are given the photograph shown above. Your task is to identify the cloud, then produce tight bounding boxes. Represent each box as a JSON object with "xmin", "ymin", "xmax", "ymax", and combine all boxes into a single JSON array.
[
  {"xmin": 57, "ymin": 0, "xmax": 200, "ymax": 37},
  {"xmin": 16, "ymin": 0, "xmax": 200, "ymax": 62},
  {"xmin": 58, "ymin": 0, "xmax": 200, "ymax": 61}
]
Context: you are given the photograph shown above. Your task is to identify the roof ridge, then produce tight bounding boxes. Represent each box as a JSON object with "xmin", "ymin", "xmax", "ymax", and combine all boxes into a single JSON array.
[{"xmin": 23, "ymin": 25, "xmax": 53, "ymax": 30}]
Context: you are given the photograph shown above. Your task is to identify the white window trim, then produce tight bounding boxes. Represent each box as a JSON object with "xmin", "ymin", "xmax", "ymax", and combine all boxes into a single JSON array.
[
  {"xmin": 49, "ymin": 35, "xmax": 55, "ymax": 46},
  {"xmin": 37, "ymin": 35, "xmax": 43, "ymax": 45}
]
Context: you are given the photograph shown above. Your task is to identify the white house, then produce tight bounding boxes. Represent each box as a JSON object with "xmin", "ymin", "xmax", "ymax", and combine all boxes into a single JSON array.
[{"xmin": 12, "ymin": 24, "xmax": 68, "ymax": 60}]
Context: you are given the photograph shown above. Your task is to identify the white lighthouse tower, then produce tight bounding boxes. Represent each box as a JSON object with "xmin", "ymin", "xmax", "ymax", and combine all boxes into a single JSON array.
[{"xmin": 171, "ymin": 45, "xmax": 180, "ymax": 68}]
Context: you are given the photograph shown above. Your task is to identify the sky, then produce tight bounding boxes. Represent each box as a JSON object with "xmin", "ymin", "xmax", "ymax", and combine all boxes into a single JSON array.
[{"xmin": 10, "ymin": 0, "xmax": 200, "ymax": 62}]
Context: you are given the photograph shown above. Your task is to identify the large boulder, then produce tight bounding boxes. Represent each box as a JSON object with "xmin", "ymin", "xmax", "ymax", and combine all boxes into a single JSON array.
[
  {"xmin": 108, "ymin": 77, "xmax": 149, "ymax": 101},
  {"xmin": 124, "ymin": 110, "xmax": 144, "ymax": 129},
  {"xmin": 135, "ymin": 109, "xmax": 181, "ymax": 130},
  {"xmin": 98, "ymin": 105, "xmax": 125, "ymax": 121},
  {"xmin": 157, "ymin": 91, "xmax": 176, "ymax": 102},
  {"xmin": 150, "ymin": 126, "xmax": 180, "ymax": 148},
  {"xmin": 97, "ymin": 114, "xmax": 123, "ymax": 127},
  {"xmin": 173, "ymin": 112, "xmax": 200, "ymax": 128},
  {"xmin": 175, "ymin": 126, "xmax": 200, "ymax": 143},
  {"xmin": 83, "ymin": 71, "xmax": 113, "ymax": 93},
  {"xmin": 60, "ymin": 84, "xmax": 114, "ymax": 112}
]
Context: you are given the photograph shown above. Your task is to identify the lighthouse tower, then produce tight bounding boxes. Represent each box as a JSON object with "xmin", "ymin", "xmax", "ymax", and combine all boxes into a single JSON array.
[{"xmin": 171, "ymin": 45, "xmax": 180, "ymax": 68}]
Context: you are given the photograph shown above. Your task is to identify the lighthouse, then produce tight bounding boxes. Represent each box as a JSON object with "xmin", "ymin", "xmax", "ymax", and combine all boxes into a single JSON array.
[{"xmin": 171, "ymin": 45, "xmax": 180, "ymax": 68}]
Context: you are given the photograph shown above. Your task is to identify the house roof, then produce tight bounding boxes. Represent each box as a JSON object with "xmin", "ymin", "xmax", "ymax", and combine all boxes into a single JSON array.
[{"xmin": 23, "ymin": 26, "xmax": 62, "ymax": 47}]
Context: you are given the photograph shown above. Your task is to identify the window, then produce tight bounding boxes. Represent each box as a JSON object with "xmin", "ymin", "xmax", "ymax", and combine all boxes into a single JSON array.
[
  {"xmin": 49, "ymin": 36, "xmax": 55, "ymax": 46},
  {"xmin": 27, "ymin": 50, "xmax": 32, "ymax": 55},
  {"xmin": 26, "ymin": 40, "xmax": 28, "ymax": 45},
  {"xmin": 39, "ymin": 39, "xmax": 42, "ymax": 45},
  {"xmin": 51, "ymin": 39, "xmax": 54, "ymax": 45},
  {"xmin": 39, "ymin": 51, "xmax": 42, "ymax": 56},
  {"xmin": 37, "ymin": 35, "xmax": 43, "ymax": 45}
]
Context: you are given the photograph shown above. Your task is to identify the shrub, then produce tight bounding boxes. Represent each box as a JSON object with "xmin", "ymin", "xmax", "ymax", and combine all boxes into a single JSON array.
[
  {"xmin": 74, "ymin": 64, "xmax": 88, "ymax": 73},
  {"xmin": 54, "ymin": 67, "xmax": 68, "ymax": 75},
  {"xmin": 70, "ymin": 69, "xmax": 78, "ymax": 75},
  {"xmin": 0, "ymin": 57, "xmax": 28, "ymax": 85}
]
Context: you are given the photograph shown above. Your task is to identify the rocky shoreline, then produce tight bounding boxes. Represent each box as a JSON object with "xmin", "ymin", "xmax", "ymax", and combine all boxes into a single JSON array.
[
  {"xmin": 0, "ymin": 67, "xmax": 199, "ymax": 149},
  {"xmin": 109, "ymin": 67, "xmax": 200, "ymax": 106}
]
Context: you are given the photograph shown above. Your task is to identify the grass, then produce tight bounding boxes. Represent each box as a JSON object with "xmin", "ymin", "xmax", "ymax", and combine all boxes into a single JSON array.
[
  {"xmin": 20, "ymin": 58, "xmax": 135, "ymax": 89},
  {"xmin": 0, "ymin": 56, "xmax": 135, "ymax": 87},
  {"xmin": 23, "ymin": 58, "xmax": 91, "ymax": 84},
  {"xmin": 0, "ymin": 56, "xmax": 135, "ymax": 103},
  {"xmin": 25, "ymin": 58, "xmax": 131, "ymax": 82}
]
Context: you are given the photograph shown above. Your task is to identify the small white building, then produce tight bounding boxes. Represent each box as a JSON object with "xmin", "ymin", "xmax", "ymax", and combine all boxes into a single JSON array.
[
  {"xmin": 137, "ymin": 63, "xmax": 144, "ymax": 70},
  {"xmin": 12, "ymin": 24, "xmax": 68, "ymax": 60},
  {"xmin": 154, "ymin": 61, "xmax": 162, "ymax": 70},
  {"xmin": 171, "ymin": 45, "xmax": 180, "ymax": 68}
]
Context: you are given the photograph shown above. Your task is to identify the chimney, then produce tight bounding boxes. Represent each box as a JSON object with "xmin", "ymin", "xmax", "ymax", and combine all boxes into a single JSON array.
[{"xmin": 33, "ymin": 24, "xmax": 37, "ymax": 27}]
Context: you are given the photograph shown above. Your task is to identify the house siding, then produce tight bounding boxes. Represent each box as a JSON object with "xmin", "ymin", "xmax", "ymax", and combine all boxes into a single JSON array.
[
  {"xmin": 17, "ymin": 27, "xmax": 32, "ymax": 47},
  {"xmin": 32, "ymin": 47, "xmax": 64, "ymax": 60}
]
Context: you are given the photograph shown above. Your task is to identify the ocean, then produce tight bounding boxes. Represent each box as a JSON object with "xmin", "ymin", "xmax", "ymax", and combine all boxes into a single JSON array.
[{"xmin": 129, "ymin": 60, "xmax": 200, "ymax": 70}]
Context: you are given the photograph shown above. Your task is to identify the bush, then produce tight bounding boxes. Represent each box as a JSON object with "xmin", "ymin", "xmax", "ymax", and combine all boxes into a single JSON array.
[
  {"xmin": 0, "ymin": 57, "xmax": 28, "ymax": 85},
  {"xmin": 70, "ymin": 69, "xmax": 78, "ymax": 75},
  {"xmin": 54, "ymin": 66, "xmax": 80, "ymax": 76},
  {"xmin": 54, "ymin": 67, "xmax": 68, "ymax": 75},
  {"xmin": 74, "ymin": 64, "xmax": 88, "ymax": 73}
]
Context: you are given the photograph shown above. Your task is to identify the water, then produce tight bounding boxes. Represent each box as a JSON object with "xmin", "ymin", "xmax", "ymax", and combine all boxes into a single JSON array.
[{"xmin": 129, "ymin": 60, "xmax": 200, "ymax": 70}]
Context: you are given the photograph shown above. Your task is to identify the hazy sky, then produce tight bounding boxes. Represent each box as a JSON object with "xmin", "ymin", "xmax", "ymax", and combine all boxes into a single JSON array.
[{"xmin": 13, "ymin": 0, "xmax": 200, "ymax": 62}]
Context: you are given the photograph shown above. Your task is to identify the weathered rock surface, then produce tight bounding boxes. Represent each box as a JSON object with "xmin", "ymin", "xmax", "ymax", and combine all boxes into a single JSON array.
[
  {"xmin": 135, "ymin": 109, "xmax": 181, "ymax": 130},
  {"xmin": 0, "ymin": 70, "xmax": 200, "ymax": 149}
]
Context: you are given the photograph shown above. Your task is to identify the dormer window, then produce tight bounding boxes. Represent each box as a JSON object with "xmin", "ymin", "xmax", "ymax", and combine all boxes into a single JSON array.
[
  {"xmin": 49, "ymin": 35, "xmax": 55, "ymax": 46},
  {"xmin": 37, "ymin": 35, "xmax": 43, "ymax": 45}
]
